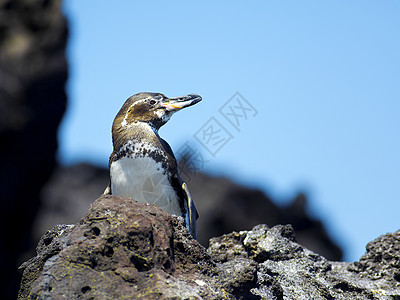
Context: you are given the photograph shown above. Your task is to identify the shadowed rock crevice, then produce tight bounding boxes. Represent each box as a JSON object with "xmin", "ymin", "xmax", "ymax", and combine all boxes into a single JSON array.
[{"xmin": 19, "ymin": 195, "xmax": 400, "ymax": 299}]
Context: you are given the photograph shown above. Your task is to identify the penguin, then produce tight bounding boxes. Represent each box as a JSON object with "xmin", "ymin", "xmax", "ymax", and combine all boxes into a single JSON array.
[{"xmin": 103, "ymin": 92, "xmax": 201, "ymax": 239}]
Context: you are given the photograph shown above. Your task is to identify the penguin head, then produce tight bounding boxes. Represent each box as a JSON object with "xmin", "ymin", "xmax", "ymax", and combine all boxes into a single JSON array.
[{"xmin": 114, "ymin": 92, "xmax": 202, "ymax": 130}]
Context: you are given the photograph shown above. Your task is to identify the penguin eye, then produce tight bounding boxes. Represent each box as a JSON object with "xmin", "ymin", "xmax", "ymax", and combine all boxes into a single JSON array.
[{"xmin": 149, "ymin": 100, "xmax": 157, "ymax": 106}]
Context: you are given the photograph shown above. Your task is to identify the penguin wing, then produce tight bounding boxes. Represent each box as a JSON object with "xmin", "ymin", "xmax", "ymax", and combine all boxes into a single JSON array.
[
  {"xmin": 180, "ymin": 178, "xmax": 198, "ymax": 240},
  {"xmin": 170, "ymin": 172, "xmax": 198, "ymax": 239},
  {"xmin": 159, "ymin": 137, "xmax": 198, "ymax": 239},
  {"xmin": 103, "ymin": 183, "xmax": 111, "ymax": 195},
  {"xmin": 103, "ymin": 153, "xmax": 114, "ymax": 195}
]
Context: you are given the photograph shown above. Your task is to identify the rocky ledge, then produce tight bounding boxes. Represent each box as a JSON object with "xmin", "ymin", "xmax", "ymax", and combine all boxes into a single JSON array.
[{"xmin": 19, "ymin": 195, "xmax": 400, "ymax": 299}]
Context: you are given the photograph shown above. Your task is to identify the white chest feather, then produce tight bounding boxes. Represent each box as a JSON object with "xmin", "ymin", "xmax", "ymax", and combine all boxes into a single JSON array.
[{"xmin": 110, "ymin": 155, "xmax": 181, "ymax": 216}]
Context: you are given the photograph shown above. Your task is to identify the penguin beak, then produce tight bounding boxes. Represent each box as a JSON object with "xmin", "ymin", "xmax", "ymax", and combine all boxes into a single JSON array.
[{"xmin": 161, "ymin": 94, "xmax": 202, "ymax": 112}]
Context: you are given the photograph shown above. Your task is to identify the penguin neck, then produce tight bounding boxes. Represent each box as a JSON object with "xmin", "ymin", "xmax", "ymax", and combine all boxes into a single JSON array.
[
  {"xmin": 112, "ymin": 121, "xmax": 162, "ymax": 152},
  {"xmin": 130, "ymin": 121, "xmax": 159, "ymax": 138}
]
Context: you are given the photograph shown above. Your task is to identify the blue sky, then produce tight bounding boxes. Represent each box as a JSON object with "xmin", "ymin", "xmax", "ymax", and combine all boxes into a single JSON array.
[{"xmin": 59, "ymin": 1, "xmax": 400, "ymax": 261}]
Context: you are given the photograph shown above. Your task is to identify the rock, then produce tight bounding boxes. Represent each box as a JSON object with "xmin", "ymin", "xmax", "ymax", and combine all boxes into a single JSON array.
[
  {"xmin": 184, "ymin": 172, "xmax": 342, "ymax": 261},
  {"xmin": 19, "ymin": 195, "xmax": 400, "ymax": 299},
  {"xmin": 18, "ymin": 224, "xmax": 75, "ymax": 299},
  {"xmin": 20, "ymin": 195, "xmax": 221, "ymax": 299},
  {"xmin": 0, "ymin": 0, "xmax": 68, "ymax": 298},
  {"xmin": 211, "ymin": 226, "xmax": 400, "ymax": 299},
  {"xmin": 34, "ymin": 163, "xmax": 343, "ymax": 262},
  {"xmin": 179, "ymin": 153, "xmax": 343, "ymax": 260},
  {"xmin": 347, "ymin": 230, "xmax": 400, "ymax": 292}
]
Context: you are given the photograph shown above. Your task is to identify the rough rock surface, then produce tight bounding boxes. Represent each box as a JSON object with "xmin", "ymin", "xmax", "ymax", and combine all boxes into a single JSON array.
[
  {"xmin": 184, "ymin": 171, "xmax": 342, "ymax": 261},
  {"xmin": 20, "ymin": 195, "xmax": 400, "ymax": 299},
  {"xmin": 34, "ymin": 163, "xmax": 342, "ymax": 262},
  {"xmin": 0, "ymin": 0, "xmax": 67, "ymax": 298}
]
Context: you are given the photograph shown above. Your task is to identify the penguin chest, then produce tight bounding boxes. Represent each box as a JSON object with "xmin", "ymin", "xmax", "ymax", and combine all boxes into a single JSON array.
[{"xmin": 110, "ymin": 155, "xmax": 182, "ymax": 216}]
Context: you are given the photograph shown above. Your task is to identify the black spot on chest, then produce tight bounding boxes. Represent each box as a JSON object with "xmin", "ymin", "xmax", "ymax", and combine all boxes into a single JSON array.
[{"xmin": 115, "ymin": 142, "xmax": 174, "ymax": 174}]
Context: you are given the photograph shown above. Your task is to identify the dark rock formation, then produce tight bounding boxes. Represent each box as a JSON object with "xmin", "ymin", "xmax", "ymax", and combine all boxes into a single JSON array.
[
  {"xmin": 33, "ymin": 163, "xmax": 342, "ymax": 262},
  {"xmin": 184, "ymin": 172, "xmax": 342, "ymax": 261},
  {"xmin": 0, "ymin": 0, "xmax": 67, "ymax": 298},
  {"xmin": 19, "ymin": 195, "xmax": 400, "ymax": 299},
  {"xmin": 20, "ymin": 195, "xmax": 226, "ymax": 299},
  {"xmin": 348, "ymin": 230, "xmax": 400, "ymax": 290}
]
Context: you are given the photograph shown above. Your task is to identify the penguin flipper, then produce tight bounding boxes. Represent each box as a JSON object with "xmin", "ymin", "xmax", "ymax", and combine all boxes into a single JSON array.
[
  {"xmin": 182, "ymin": 182, "xmax": 198, "ymax": 240},
  {"xmin": 103, "ymin": 183, "xmax": 111, "ymax": 195}
]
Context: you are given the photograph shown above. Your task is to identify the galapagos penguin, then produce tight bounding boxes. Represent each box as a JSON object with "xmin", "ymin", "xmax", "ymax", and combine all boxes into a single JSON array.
[{"xmin": 103, "ymin": 92, "xmax": 201, "ymax": 239}]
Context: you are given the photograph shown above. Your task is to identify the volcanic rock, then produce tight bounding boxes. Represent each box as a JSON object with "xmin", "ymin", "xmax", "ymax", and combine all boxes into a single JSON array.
[{"xmin": 19, "ymin": 195, "xmax": 400, "ymax": 299}]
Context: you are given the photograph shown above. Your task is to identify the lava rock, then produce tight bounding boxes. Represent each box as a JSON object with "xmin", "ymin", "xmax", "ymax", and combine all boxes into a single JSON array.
[
  {"xmin": 19, "ymin": 195, "xmax": 400, "ymax": 299},
  {"xmin": 20, "ymin": 195, "xmax": 223, "ymax": 299},
  {"xmin": 185, "ymin": 172, "xmax": 343, "ymax": 261}
]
